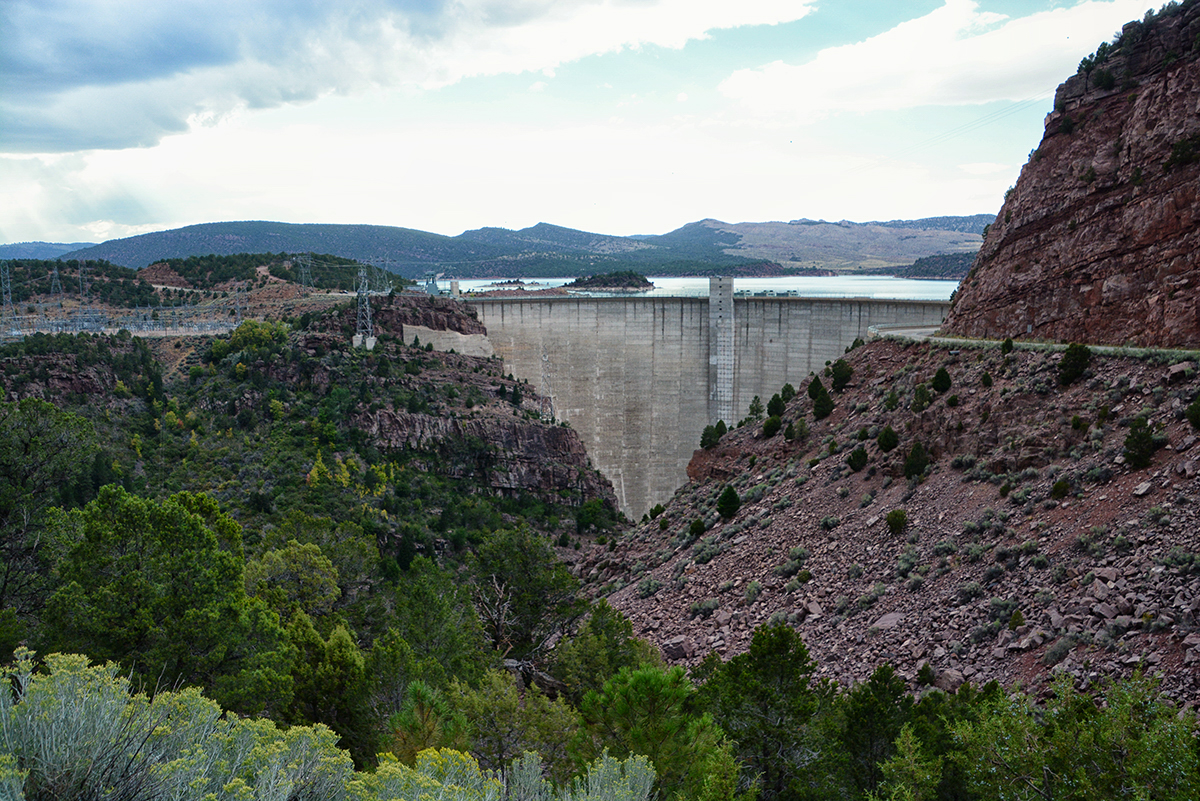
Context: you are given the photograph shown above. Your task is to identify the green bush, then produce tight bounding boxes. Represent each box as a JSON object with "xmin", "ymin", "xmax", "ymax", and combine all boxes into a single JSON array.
[
  {"xmin": 700, "ymin": 423, "xmax": 723, "ymax": 449},
  {"xmin": 717, "ymin": 486, "xmax": 741, "ymax": 520},
  {"xmin": 829, "ymin": 359, "xmax": 853, "ymax": 392},
  {"xmin": 886, "ymin": 508, "xmax": 907, "ymax": 535},
  {"xmin": 911, "ymin": 383, "xmax": 931, "ymax": 413},
  {"xmin": 809, "ymin": 376, "xmax": 834, "ymax": 420},
  {"xmin": 846, "ymin": 446, "xmax": 868, "ymax": 472},
  {"xmin": 746, "ymin": 396, "xmax": 764, "ymax": 421},
  {"xmin": 767, "ymin": 393, "xmax": 785, "ymax": 418},
  {"xmin": 762, "ymin": 415, "xmax": 782, "ymax": 437},
  {"xmin": 1187, "ymin": 395, "xmax": 1200, "ymax": 430},
  {"xmin": 1058, "ymin": 342, "xmax": 1091, "ymax": 386},
  {"xmin": 743, "ymin": 581, "xmax": 762, "ymax": 604},
  {"xmin": 1001, "ymin": 337, "xmax": 1014, "ymax": 355},
  {"xmin": 1123, "ymin": 417, "xmax": 1159, "ymax": 468},
  {"xmin": 637, "ymin": 578, "xmax": 663, "ymax": 598},
  {"xmin": 780, "ymin": 383, "xmax": 796, "ymax": 403},
  {"xmin": 1050, "ymin": 479, "xmax": 1070, "ymax": 499},
  {"xmin": 932, "ymin": 367, "xmax": 952, "ymax": 393},
  {"xmin": 903, "ymin": 442, "xmax": 930, "ymax": 479},
  {"xmin": 688, "ymin": 518, "xmax": 706, "ymax": 539},
  {"xmin": 981, "ymin": 371, "xmax": 993, "ymax": 388},
  {"xmin": 957, "ymin": 581, "xmax": 984, "ymax": 604},
  {"xmin": 877, "ymin": 425, "xmax": 899, "ymax": 453}
]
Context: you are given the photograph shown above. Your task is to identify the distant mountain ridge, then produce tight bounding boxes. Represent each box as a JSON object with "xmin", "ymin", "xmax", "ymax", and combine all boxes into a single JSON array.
[
  {"xmin": 44, "ymin": 215, "xmax": 989, "ymax": 278},
  {"xmin": 0, "ymin": 241, "xmax": 93, "ymax": 260}
]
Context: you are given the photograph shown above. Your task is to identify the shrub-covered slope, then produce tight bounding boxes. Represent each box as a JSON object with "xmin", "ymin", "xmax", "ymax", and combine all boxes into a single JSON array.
[{"xmin": 596, "ymin": 338, "xmax": 1200, "ymax": 700}]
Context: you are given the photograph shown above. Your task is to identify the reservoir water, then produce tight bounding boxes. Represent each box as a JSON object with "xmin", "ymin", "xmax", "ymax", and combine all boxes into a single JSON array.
[{"xmin": 457, "ymin": 275, "xmax": 958, "ymax": 301}]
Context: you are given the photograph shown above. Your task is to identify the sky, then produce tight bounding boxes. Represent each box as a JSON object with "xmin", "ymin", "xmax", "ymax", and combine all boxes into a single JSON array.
[{"xmin": 0, "ymin": 0, "xmax": 1164, "ymax": 245}]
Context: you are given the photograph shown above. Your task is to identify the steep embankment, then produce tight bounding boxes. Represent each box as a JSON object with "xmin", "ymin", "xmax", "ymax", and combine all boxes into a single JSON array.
[
  {"xmin": 945, "ymin": 4, "xmax": 1200, "ymax": 347},
  {"xmin": 592, "ymin": 339, "xmax": 1200, "ymax": 699},
  {"xmin": 0, "ymin": 294, "xmax": 617, "ymax": 527}
]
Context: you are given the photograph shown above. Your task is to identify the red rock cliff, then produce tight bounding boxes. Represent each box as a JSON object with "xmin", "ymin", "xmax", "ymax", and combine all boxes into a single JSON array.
[{"xmin": 944, "ymin": 4, "xmax": 1200, "ymax": 347}]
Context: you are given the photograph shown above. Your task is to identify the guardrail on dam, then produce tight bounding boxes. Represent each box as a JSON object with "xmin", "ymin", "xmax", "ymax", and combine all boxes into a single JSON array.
[{"xmin": 471, "ymin": 284, "xmax": 948, "ymax": 518}]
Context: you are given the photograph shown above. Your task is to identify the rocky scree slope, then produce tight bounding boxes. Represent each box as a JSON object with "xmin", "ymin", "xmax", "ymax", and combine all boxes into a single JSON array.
[
  {"xmin": 589, "ymin": 339, "xmax": 1200, "ymax": 703},
  {"xmin": 945, "ymin": 3, "xmax": 1200, "ymax": 347}
]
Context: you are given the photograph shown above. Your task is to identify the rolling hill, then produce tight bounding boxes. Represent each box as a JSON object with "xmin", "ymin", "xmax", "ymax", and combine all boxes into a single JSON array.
[{"xmin": 51, "ymin": 215, "xmax": 989, "ymax": 278}]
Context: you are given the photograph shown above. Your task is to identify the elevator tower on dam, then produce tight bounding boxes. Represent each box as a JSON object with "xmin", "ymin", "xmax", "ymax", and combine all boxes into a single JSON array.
[{"xmin": 471, "ymin": 281, "xmax": 948, "ymax": 518}]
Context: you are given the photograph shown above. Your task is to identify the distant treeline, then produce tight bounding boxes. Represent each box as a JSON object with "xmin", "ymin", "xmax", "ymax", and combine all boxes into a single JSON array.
[
  {"xmin": 864, "ymin": 252, "xmax": 976, "ymax": 280},
  {"xmin": 151, "ymin": 251, "xmax": 364, "ymax": 290},
  {"xmin": 0, "ymin": 259, "xmax": 157, "ymax": 308}
]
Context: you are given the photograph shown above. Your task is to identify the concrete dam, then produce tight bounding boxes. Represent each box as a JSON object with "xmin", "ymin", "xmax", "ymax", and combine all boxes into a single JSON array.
[{"xmin": 471, "ymin": 281, "xmax": 948, "ymax": 518}]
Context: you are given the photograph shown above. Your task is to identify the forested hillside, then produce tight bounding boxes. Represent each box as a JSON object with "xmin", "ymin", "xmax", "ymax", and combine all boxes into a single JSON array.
[
  {"xmin": 55, "ymin": 216, "xmax": 986, "ymax": 278},
  {"xmin": 1, "ymin": 296, "xmax": 1199, "ymax": 800}
]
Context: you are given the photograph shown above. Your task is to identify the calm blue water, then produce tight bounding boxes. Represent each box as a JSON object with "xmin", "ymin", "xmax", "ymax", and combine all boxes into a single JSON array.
[{"xmin": 457, "ymin": 276, "xmax": 957, "ymax": 300}]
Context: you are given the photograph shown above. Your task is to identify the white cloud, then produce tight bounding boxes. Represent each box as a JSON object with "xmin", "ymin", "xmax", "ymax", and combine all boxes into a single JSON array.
[
  {"xmin": 0, "ymin": 101, "xmax": 1014, "ymax": 244},
  {"xmin": 431, "ymin": 0, "xmax": 814, "ymax": 82},
  {"xmin": 2, "ymin": 0, "xmax": 814, "ymax": 153},
  {"xmin": 719, "ymin": 0, "xmax": 1159, "ymax": 119},
  {"xmin": 529, "ymin": 81, "xmax": 549, "ymax": 92}
]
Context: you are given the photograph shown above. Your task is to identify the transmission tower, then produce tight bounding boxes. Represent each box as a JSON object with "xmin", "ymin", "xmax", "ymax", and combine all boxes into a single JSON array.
[
  {"xmin": 354, "ymin": 264, "xmax": 374, "ymax": 348},
  {"xmin": 50, "ymin": 263, "xmax": 63, "ymax": 297},
  {"xmin": 369, "ymin": 259, "xmax": 393, "ymax": 295},
  {"xmin": 76, "ymin": 263, "xmax": 92, "ymax": 331},
  {"xmin": 298, "ymin": 254, "xmax": 313, "ymax": 294},
  {"xmin": 1, "ymin": 262, "xmax": 12, "ymax": 329}
]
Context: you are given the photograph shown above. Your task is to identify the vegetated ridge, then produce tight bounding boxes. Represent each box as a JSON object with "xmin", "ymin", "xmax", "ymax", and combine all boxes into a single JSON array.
[
  {"xmin": 52, "ymin": 215, "xmax": 987, "ymax": 278},
  {"xmin": 863, "ymin": 252, "xmax": 976, "ymax": 280},
  {"xmin": 0, "ymin": 241, "xmax": 92, "ymax": 260},
  {"xmin": 945, "ymin": 0, "xmax": 1200, "ymax": 347}
]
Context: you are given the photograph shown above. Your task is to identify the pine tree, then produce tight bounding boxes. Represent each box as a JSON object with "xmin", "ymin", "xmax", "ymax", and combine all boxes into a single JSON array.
[
  {"xmin": 717, "ymin": 486, "xmax": 741, "ymax": 520},
  {"xmin": 809, "ymin": 376, "xmax": 834, "ymax": 420}
]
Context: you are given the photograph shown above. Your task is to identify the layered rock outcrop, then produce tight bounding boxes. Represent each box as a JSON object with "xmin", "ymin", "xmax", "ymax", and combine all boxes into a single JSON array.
[
  {"xmin": 944, "ymin": 4, "xmax": 1200, "ymax": 347},
  {"xmin": 357, "ymin": 409, "xmax": 617, "ymax": 507}
]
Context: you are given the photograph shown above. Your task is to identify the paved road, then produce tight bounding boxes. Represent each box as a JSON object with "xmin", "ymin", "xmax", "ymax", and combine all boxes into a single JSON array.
[{"xmin": 870, "ymin": 325, "xmax": 1200, "ymax": 360}]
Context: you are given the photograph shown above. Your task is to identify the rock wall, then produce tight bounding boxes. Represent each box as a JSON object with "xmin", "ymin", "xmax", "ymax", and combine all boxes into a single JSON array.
[
  {"xmin": 944, "ymin": 5, "xmax": 1200, "ymax": 347},
  {"xmin": 356, "ymin": 408, "xmax": 616, "ymax": 507}
]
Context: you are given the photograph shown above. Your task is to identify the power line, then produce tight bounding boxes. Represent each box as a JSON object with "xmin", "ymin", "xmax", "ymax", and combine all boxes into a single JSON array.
[{"xmin": 844, "ymin": 91, "xmax": 1055, "ymax": 176}]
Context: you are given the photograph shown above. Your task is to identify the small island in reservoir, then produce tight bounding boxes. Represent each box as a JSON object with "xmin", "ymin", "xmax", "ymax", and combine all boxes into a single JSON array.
[{"xmin": 565, "ymin": 270, "xmax": 654, "ymax": 291}]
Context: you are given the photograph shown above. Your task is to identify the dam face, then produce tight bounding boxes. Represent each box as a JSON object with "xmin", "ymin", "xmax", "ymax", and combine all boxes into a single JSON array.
[{"xmin": 471, "ymin": 289, "xmax": 948, "ymax": 518}]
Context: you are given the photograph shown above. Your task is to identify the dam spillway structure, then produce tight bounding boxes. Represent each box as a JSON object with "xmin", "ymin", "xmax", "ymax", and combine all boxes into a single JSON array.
[{"xmin": 471, "ymin": 282, "xmax": 948, "ymax": 518}]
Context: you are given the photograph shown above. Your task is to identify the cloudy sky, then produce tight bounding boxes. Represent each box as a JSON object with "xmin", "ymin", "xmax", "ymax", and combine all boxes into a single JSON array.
[{"xmin": 0, "ymin": 0, "xmax": 1161, "ymax": 244}]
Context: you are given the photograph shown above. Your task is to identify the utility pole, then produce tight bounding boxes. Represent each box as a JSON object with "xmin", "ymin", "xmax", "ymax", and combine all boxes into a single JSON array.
[
  {"xmin": 298, "ymin": 253, "xmax": 313, "ymax": 295},
  {"xmin": 353, "ymin": 264, "xmax": 375, "ymax": 349},
  {"xmin": 0, "ymin": 262, "xmax": 13, "ymax": 331}
]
